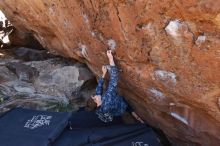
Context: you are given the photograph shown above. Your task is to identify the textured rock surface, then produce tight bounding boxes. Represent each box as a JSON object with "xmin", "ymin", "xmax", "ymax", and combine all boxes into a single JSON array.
[
  {"xmin": 0, "ymin": 47, "xmax": 95, "ymax": 113},
  {"xmin": 0, "ymin": 0, "xmax": 220, "ymax": 145}
]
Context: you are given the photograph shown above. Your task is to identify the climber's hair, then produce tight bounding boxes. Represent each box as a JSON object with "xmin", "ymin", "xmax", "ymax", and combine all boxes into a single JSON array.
[{"xmin": 85, "ymin": 96, "xmax": 97, "ymax": 111}]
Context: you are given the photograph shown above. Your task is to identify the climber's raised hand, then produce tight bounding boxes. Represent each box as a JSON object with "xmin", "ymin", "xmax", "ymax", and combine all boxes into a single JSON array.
[
  {"xmin": 107, "ymin": 50, "xmax": 115, "ymax": 66},
  {"xmin": 107, "ymin": 50, "xmax": 113, "ymax": 60}
]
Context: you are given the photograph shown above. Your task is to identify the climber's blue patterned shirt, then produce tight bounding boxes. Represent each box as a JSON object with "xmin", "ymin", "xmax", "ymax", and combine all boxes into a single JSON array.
[{"xmin": 95, "ymin": 66, "xmax": 127, "ymax": 122}]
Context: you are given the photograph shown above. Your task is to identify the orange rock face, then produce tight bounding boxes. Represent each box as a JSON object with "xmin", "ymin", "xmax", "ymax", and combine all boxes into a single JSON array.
[{"xmin": 0, "ymin": 0, "xmax": 220, "ymax": 145}]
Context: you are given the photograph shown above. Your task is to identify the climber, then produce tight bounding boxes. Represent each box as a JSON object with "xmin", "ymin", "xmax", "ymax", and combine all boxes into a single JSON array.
[{"xmin": 87, "ymin": 50, "xmax": 144, "ymax": 123}]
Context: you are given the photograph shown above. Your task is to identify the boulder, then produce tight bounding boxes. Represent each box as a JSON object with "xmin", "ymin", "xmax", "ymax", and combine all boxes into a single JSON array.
[
  {"xmin": 0, "ymin": 66, "xmax": 17, "ymax": 83},
  {"xmin": 0, "ymin": 57, "xmax": 95, "ymax": 112},
  {"xmin": 0, "ymin": 0, "xmax": 220, "ymax": 145},
  {"xmin": 5, "ymin": 62, "xmax": 39, "ymax": 82},
  {"xmin": 13, "ymin": 81, "xmax": 36, "ymax": 94},
  {"xmin": 35, "ymin": 63, "xmax": 95, "ymax": 100},
  {"xmin": 9, "ymin": 29, "xmax": 44, "ymax": 49},
  {"xmin": 13, "ymin": 47, "xmax": 56, "ymax": 61}
]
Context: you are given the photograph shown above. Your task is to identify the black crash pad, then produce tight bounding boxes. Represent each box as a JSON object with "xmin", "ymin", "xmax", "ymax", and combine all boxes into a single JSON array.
[
  {"xmin": 0, "ymin": 107, "xmax": 71, "ymax": 146},
  {"xmin": 53, "ymin": 111, "xmax": 161, "ymax": 146}
]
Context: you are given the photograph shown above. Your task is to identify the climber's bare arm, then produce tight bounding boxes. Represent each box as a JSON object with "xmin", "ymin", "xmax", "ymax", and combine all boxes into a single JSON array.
[
  {"xmin": 131, "ymin": 111, "xmax": 145, "ymax": 124},
  {"xmin": 102, "ymin": 65, "xmax": 107, "ymax": 78},
  {"xmin": 95, "ymin": 66, "xmax": 106, "ymax": 95}
]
